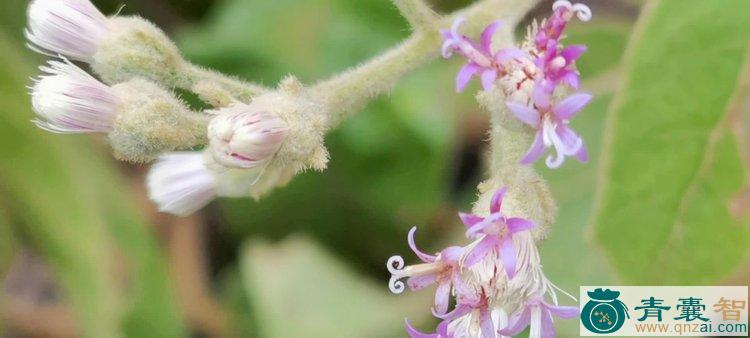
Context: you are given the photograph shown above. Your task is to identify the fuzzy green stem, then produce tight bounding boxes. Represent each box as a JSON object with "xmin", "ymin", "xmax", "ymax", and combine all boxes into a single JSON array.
[
  {"xmin": 187, "ymin": 65, "xmax": 269, "ymax": 106},
  {"xmin": 392, "ymin": 0, "xmax": 441, "ymax": 31},
  {"xmin": 313, "ymin": 0, "xmax": 537, "ymax": 128},
  {"xmin": 475, "ymin": 89, "xmax": 557, "ymax": 239}
]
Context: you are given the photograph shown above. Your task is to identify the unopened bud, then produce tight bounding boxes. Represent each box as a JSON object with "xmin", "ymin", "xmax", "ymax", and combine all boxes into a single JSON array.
[
  {"xmin": 31, "ymin": 59, "xmax": 118, "ymax": 133},
  {"xmin": 92, "ymin": 16, "xmax": 186, "ymax": 86},
  {"xmin": 207, "ymin": 104, "xmax": 288, "ymax": 169},
  {"xmin": 26, "ymin": 0, "xmax": 108, "ymax": 62},
  {"xmin": 147, "ymin": 152, "xmax": 217, "ymax": 216}
]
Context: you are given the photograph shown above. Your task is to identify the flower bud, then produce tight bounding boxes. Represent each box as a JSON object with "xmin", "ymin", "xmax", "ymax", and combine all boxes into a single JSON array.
[
  {"xmin": 108, "ymin": 79, "xmax": 207, "ymax": 162},
  {"xmin": 91, "ymin": 17, "xmax": 187, "ymax": 86},
  {"xmin": 31, "ymin": 60, "xmax": 206, "ymax": 162},
  {"xmin": 31, "ymin": 59, "xmax": 118, "ymax": 133},
  {"xmin": 26, "ymin": 0, "xmax": 109, "ymax": 62},
  {"xmin": 207, "ymin": 104, "xmax": 288, "ymax": 169},
  {"xmin": 147, "ymin": 152, "xmax": 217, "ymax": 216}
]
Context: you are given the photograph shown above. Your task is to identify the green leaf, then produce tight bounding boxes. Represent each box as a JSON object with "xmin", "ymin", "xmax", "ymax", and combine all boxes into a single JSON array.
[
  {"xmin": 240, "ymin": 236, "xmax": 432, "ymax": 338},
  {"xmin": 0, "ymin": 207, "xmax": 17, "ymax": 276},
  {"xmin": 0, "ymin": 33, "xmax": 186, "ymax": 337},
  {"xmin": 539, "ymin": 95, "xmax": 618, "ymax": 336},
  {"xmin": 592, "ymin": 0, "xmax": 750, "ymax": 284}
]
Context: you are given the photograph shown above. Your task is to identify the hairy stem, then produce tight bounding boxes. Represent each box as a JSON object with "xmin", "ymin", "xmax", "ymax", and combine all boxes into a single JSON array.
[
  {"xmin": 187, "ymin": 65, "xmax": 269, "ymax": 107},
  {"xmin": 313, "ymin": 0, "xmax": 538, "ymax": 128},
  {"xmin": 392, "ymin": 0, "xmax": 441, "ymax": 31},
  {"xmin": 475, "ymin": 88, "xmax": 557, "ymax": 240}
]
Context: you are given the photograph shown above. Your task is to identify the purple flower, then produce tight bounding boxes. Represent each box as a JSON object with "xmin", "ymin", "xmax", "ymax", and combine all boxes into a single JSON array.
[
  {"xmin": 404, "ymin": 227, "xmax": 465, "ymax": 314},
  {"xmin": 405, "ymin": 319, "xmax": 450, "ymax": 338},
  {"xmin": 536, "ymin": 42, "xmax": 587, "ymax": 89},
  {"xmin": 506, "ymin": 81, "xmax": 591, "ymax": 168},
  {"xmin": 498, "ymin": 297, "xmax": 579, "ymax": 338},
  {"xmin": 432, "ymin": 294, "xmax": 498, "ymax": 338},
  {"xmin": 458, "ymin": 187, "xmax": 535, "ymax": 279},
  {"xmin": 536, "ymin": 1, "xmax": 592, "ymax": 51},
  {"xmin": 442, "ymin": 18, "xmax": 529, "ymax": 92}
]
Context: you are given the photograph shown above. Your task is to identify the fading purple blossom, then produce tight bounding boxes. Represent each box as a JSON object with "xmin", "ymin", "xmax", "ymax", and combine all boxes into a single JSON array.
[
  {"xmin": 498, "ymin": 296, "xmax": 580, "ymax": 338},
  {"xmin": 459, "ymin": 187, "xmax": 535, "ymax": 278}
]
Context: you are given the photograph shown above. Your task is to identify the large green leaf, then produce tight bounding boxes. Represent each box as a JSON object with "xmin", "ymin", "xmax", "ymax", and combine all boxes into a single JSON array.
[
  {"xmin": 592, "ymin": 0, "xmax": 750, "ymax": 284},
  {"xmin": 240, "ymin": 236, "xmax": 432, "ymax": 338},
  {"xmin": 0, "ymin": 34, "xmax": 186, "ymax": 337}
]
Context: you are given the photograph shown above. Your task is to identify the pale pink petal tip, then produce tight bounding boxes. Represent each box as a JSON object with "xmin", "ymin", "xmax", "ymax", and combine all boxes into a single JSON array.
[
  {"xmin": 31, "ymin": 59, "xmax": 118, "ymax": 134},
  {"xmin": 26, "ymin": 0, "xmax": 109, "ymax": 62},
  {"xmin": 147, "ymin": 152, "xmax": 217, "ymax": 216},
  {"xmin": 407, "ymin": 226, "xmax": 436, "ymax": 263},
  {"xmin": 207, "ymin": 105, "xmax": 288, "ymax": 169}
]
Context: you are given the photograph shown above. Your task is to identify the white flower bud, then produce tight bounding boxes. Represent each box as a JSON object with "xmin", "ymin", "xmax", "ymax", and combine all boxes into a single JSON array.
[
  {"xmin": 147, "ymin": 152, "xmax": 217, "ymax": 216},
  {"xmin": 26, "ymin": 0, "xmax": 109, "ymax": 62},
  {"xmin": 207, "ymin": 104, "xmax": 288, "ymax": 169},
  {"xmin": 31, "ymin": 59, "xmax": 118, "ymax": 133}
]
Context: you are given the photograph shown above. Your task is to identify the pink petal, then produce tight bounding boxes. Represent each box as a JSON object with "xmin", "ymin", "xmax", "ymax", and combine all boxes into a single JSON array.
[
  {"xmin": 553, "ymin": 93, "xmax": 592, "ymax": 119},
  {"xmin": 459, "ymin": 212, "xmax": 484, "ymax": 228},
  {"xmin": 506, "ymin": 102, "xmax": 540, "ymax": 127},
  {"xmin": 481, "ymin": 21, "xmax": 503, "ymax": 52},
  {"xmin": 520, "ymin": 131, "xmax": 546, "ymax": 165},
  {"xmin": 575, "ymin": 142, "xmax": 589, "ymax": 163},
  {"xmin": 498, "ymin": 307, "xmax": 531, "ymax": 336},
  {"xmin": 532, "ymin": 80, "xmax": 553, "ymax": 109},
  {"xmin": 407, "ymin": 273, "xmax": 439, "ymax": 290},
  {"xmin": 481, "ymin": 69, "xmax": 498, "ymax": 91},
  {"xmin": 506, "ymin": 217, "xmax": 535, "ymax": 233},
  {"xmin": 545, "ymin": 304, "xmax": 580, "ymax": 319},
  {"xmin": 464, "ymin": 236, "xmax": 496, "ymax": 267},
  {"xmin": 480, "ymin": 307, "xmax": 495, "ymax": 338},
  {"xmin": 496, "ymin": 48, "xmax": 531, "ymax": 63},
  {"xmin": 554, "ymin": 125, "xmax": 583, "ymax": 155},
  {"xmin": 440, "ymin": 246, "xmax": 464, "ymax": 263},
  {"xmin": 434, "ymin": 303, "xmax": 474, "ymax": 321},
  {"xmin": 561, "ymin": 44, "xmax": 587, "ymax": 63},
  {"xmin": 540, "ymin": 310, "xmax": 557, "ymax": 338},
  {"xmin": 499, "ymin": 236, "xmax": 517, "ymax": 279},
  {"xmin": 466, "ymin": 219, "xmax": 490, "ymax": 238},
  {"xmin": 436, "ymin": 320, "xmax": 449, "ymax": 337},
  {"xmin": 408, "ymin": 227, "xmax": 437, "ymax": 262},
  {"xmin": 434, "ymin": 280, "xmax": 452, "ymax": 315},
  {"xmin": 559, "ymin": 71, "xmax": 580, "ymax": 89},
  {"xmin": 451, "ymin": 274, "xmax": 475, "ymax": 299},
  {"xmin": 456, "ymin": 63, "xmax": 482, "ymax": 92},
  {"xmin": 490, "ymin": 186, "xmax": 507, "ymax": 213},
  {"xmin": 405, "ymin": 319, "xmax": 439, "ymax": 338}
]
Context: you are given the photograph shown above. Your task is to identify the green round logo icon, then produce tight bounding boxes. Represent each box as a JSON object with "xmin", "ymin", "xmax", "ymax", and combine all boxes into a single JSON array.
[{"xmin": 581, "ymin": 288, "xmax": 630, "ymax": 334}]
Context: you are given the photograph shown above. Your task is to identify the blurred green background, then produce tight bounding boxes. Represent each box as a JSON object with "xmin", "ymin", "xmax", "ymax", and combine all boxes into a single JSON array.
[{"xmin": 0, "ymin": 0, "xmax": 747, "ymax": 337}]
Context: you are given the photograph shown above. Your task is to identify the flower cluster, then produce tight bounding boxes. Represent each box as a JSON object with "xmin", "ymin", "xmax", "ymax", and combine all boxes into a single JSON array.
[
  {"xmin": 442, "ymin": 0, "xmax": 593, "ymax": 169},
  {"xmin": 388, "ymin": 2, "xmax": 593, "ymax": 337},
  {"xmin": 389, "ymin": 188, "xmax": 577, "ymax": 338},
  {"xmin": 25, "ymin": 0, "xmax": 288, "ymax": 215}
]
